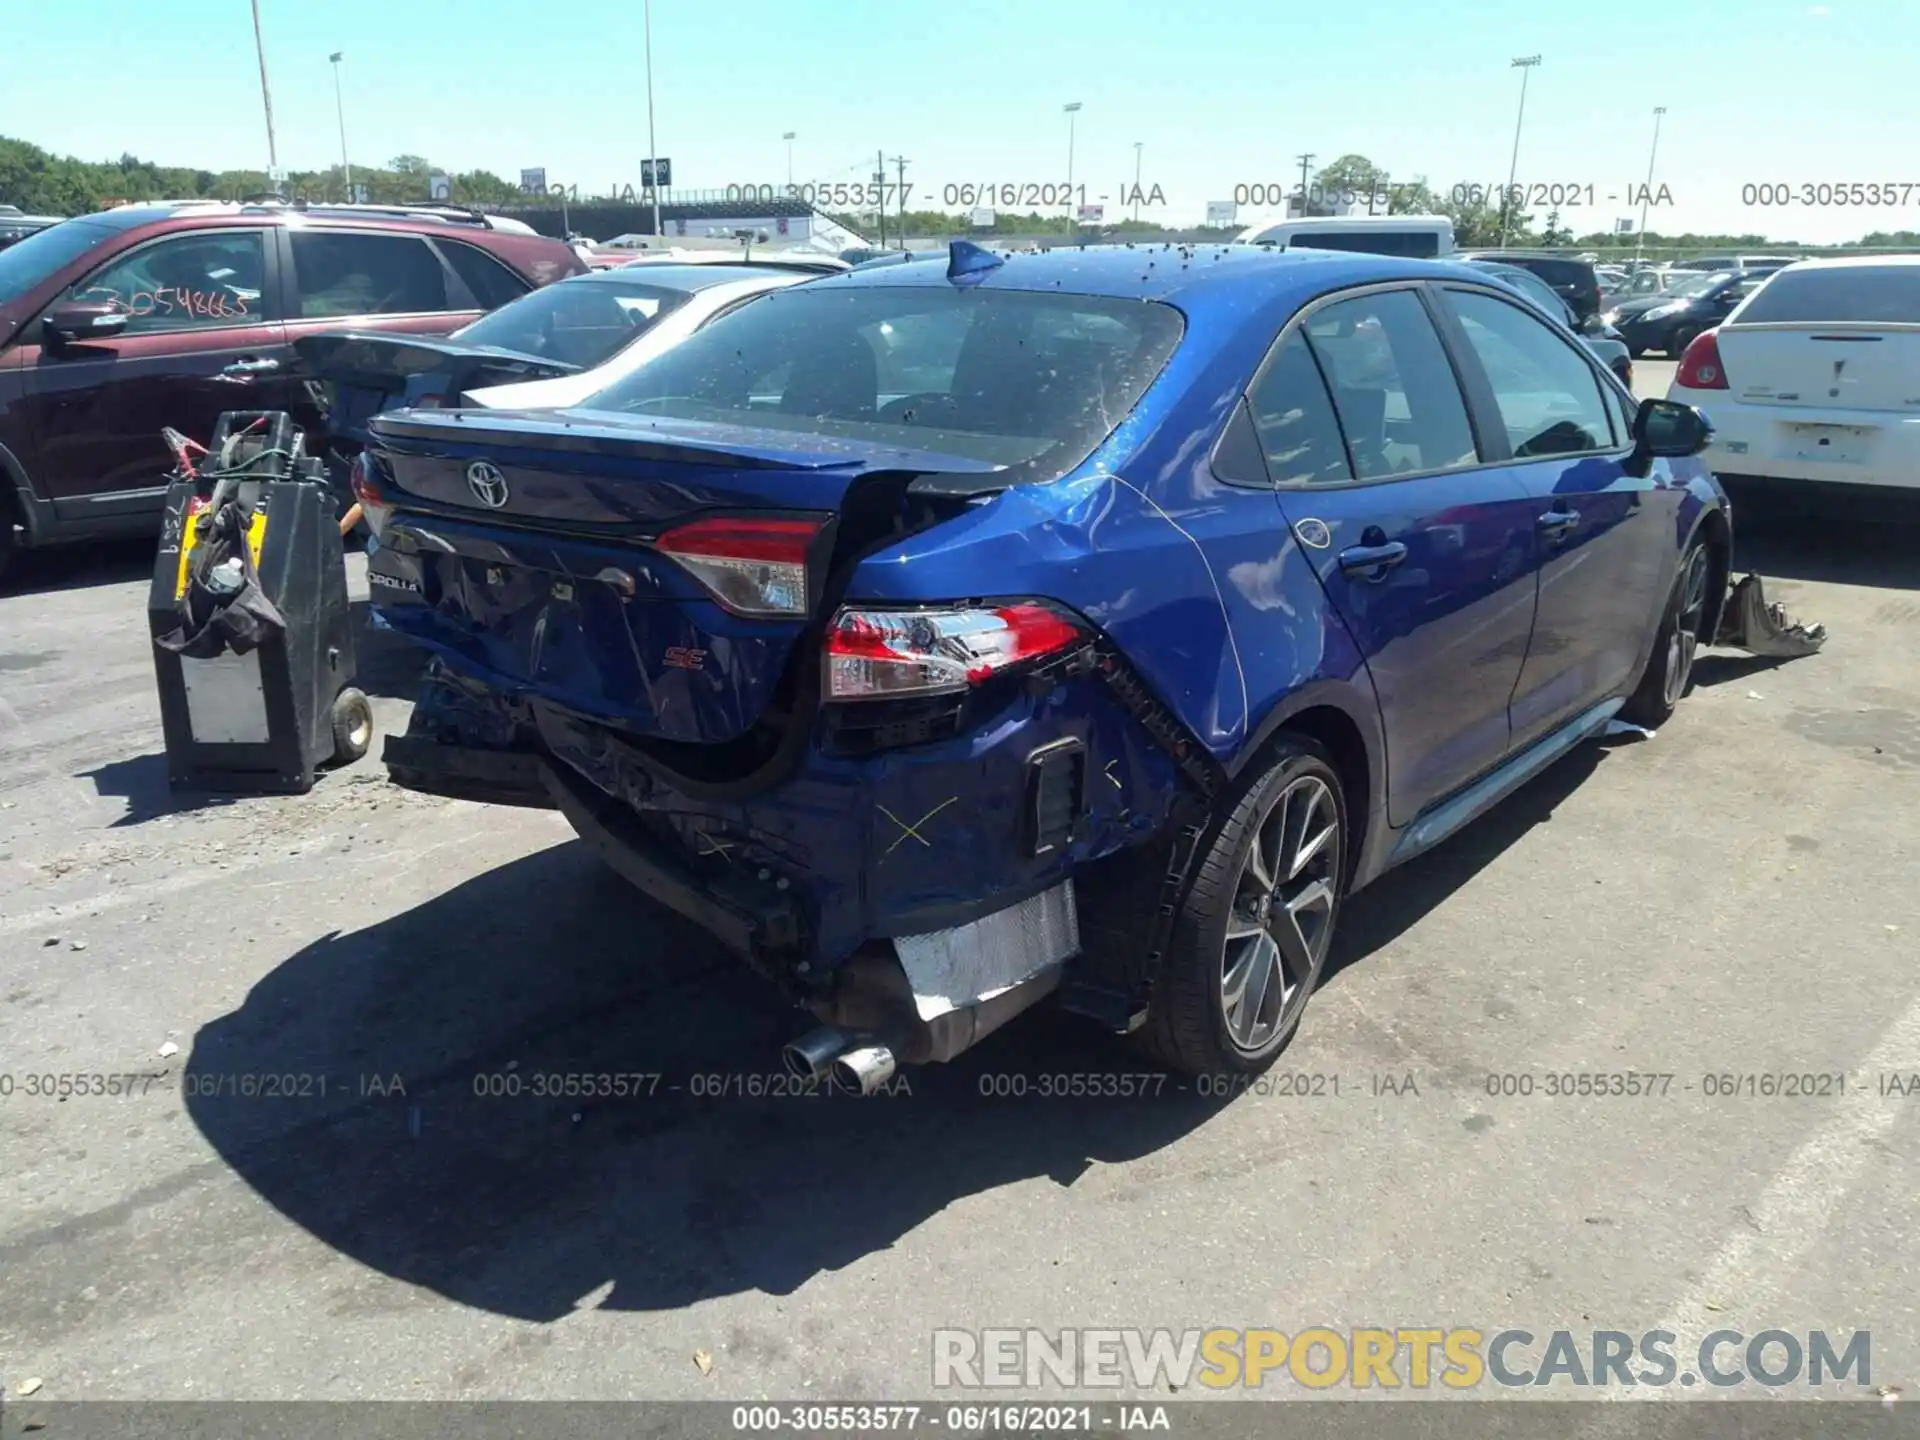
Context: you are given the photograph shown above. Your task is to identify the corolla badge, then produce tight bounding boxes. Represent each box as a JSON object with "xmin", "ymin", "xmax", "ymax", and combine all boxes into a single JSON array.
[
  {"xmin": 1293, "ymin": 518, "xmax": 1333, "ymax": 549},
  {"xmin": 465, "ymin": 460, "xmax": 510, "ymax": 508}
]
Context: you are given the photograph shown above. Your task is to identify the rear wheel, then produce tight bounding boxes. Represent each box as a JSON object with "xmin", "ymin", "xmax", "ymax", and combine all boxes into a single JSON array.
[
  {"xmin": 1621, "ymin": 541, "xmax": 1711, "ymax": 729},
  {"xmin": 1138, "ymin": 737, "xmax": 1346, "ymax": 1076}
]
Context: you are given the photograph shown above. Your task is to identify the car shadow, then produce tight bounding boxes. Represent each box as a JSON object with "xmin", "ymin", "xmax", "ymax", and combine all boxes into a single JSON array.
[
  {"xmin": 1730, "ymin": 506, "xmax": 1920, "ymax": 591},
  {"xmin": 1690, "ymin": 652, "xmax": 1790, "ymax": 690},
  {"xmin": 1321, "ymin": 742, "xmax": 1605, "ymax": 989},
  {"xmin": 0, "ymin": 537, "xmax": 156, "ymax": 596},
  {"xmin": 185, "ymin": 840, "xmax": 1217, "ymax": 1322}
]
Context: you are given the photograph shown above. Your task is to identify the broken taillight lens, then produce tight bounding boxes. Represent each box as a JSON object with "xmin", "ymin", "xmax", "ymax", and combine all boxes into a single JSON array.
[
  {"xmin": 349, "ymin": 450, "xmax": 386, "ymax": 507},
  {"xmin": 824, "ymin": 602, "xmax": 1087, "ymax": 700},
  {"xmin": 655, "ymin": 515, "xmax": 825, "ymax": 617}
]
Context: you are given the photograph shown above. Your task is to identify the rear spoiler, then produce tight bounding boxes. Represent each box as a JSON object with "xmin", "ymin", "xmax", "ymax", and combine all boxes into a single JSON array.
[{"xmin": 367, "ymin": 409, "xmax": 1012, "ymax": 484}]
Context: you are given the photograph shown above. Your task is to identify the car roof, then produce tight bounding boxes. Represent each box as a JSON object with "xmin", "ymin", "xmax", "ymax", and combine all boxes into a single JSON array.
[
  {"xmin": 69, "ymin": 200, "xmax": 533, "ymax": 239},
  {"xmin": 1768, "ymin": 253, "xmax": 1920, "ymax": 271},
  {"xmin": 559, "ymin": 262, "xmax": 801, "ymax": 293},
  {"xmin": 822, "ymin": 242, "xmax": 1466, "ymax": 304}
]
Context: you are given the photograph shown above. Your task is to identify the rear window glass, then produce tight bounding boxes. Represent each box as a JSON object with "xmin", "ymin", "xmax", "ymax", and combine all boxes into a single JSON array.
[
  {"xmin": 0, "ymin": 219, "xmax": 118, "ymax": 303},
  {"xmin": 1289, "ymin": 231, "xmax": 1441, "ymax": 258},
  {"xmin": 439, "ymin": 242, "xmax": 530, "ymax": 310},
  {"xmin": 452, "ymin": 278, "xmax": 693, "ymax": 369},
  {"xmin": 1734, "ymin": 267, "xmax": 1920, "ymax": 325},
  {"xmin": 582, "ymin": 286, "xmax": 1186, "ymax": 484}
]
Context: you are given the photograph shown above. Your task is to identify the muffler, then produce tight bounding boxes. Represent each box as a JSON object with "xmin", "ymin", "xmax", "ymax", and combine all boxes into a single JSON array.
[
  {"xmin": 829, "ymin": 1044, "xmax": 898, "ymax": 1096},
  {"xmin": 782, "ymin": 1025, "xmax": 857, "ymax": 1082}
]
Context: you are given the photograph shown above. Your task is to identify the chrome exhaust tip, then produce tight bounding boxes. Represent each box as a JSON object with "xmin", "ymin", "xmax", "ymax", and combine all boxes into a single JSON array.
[
  {"xmin": 783, "ymin": 1026, "xmax": 855, "ymax": 1082},
  {"xmin": 830, "ymin": 1044, "xmax": 897, "ymax": 1096}
]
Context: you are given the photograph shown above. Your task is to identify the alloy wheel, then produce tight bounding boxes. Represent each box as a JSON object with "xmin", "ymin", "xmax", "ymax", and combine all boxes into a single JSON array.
[
  {"xmin": 1663, "ymin": 546, "xmax": 1711, "ymax": 708},
  {"xmin": 1221, "ymin": 774, "xmax": 1340, "ymax": 1053}
]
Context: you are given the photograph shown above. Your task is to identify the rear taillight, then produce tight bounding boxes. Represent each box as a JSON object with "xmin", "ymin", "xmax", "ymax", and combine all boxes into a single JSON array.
[
  {"xmin": 655, "ymin": 515, "xmax": 824, "ymax": 617},
  {"xmin": 825, "ymin": 602, "xmax": 1087, "ymax": 701},
  {"xmin": 1676, "ymin": 329, "xmax": 1728, "ymax": 390},
  {"xmin": 349, "ymin": 451, "xmax": 386, "ymax": 507}
]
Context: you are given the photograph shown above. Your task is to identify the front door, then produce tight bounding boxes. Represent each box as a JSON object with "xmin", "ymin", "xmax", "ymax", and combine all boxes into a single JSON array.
[
  {"xmin": 1249, "ymin": 287, "xmax": 1542, "ymax": 827},
  {"xmin": 20, "ymin": 227, "xmax": 285, "ymax": 523},
  {"xmin": 1433, "ymin": 284, "xmax": 1678, "ymax": 748}
]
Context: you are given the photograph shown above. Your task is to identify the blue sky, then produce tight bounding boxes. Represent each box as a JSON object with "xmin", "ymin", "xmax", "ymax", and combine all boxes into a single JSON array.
[{"xmin": 2, "ymin": 0, "xmax": 1912, "ymax": 243}]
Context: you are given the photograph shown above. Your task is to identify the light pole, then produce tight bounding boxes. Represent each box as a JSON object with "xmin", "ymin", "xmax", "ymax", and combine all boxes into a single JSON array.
[
  {"xmin": 1500, "ymin": 54, "xmax": 1542, "ymax": 249},
  {"xmin": 1132, "ymin": 141, "xmax": 1143, "ymax": 221},
  {"xmin": 643, "ymin": 0, "xmax": 662, "ymax": 237},
  {"xmin": 783, "ymin": 131, "xmax": 795, "ymax": 189},
  {"xmin": 328, "ymin": 52, "xmax": 352, "ymax": 200},
  {"xmin": 1634, "ymin": 106, "xmax": 1666, "ymax": 269},
  {"xmin": 1063, "ymin": 102, "xmax": 1082, "ymax": 221},
  {"xmin": 250, "ymin": 0, "xmax": 280, "ymax": 190}
]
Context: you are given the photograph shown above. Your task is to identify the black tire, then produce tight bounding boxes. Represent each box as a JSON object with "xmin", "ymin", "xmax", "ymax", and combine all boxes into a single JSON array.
[
  {"xmin": 0, "ymin": 512, "xmax": 15, "ymax": 587},
  {"xmin": 328, "ymin": 687, "xmax": 374, "ymax": 766},
  {"xmin": 1667, "ymin": 325, "xmax": 1699, "ymax": 359},
  {"xmin": 1620, "ymin": 540, "xmax": 1711, "ymax": 729},
  {"xmin": 1627, "ymin": 344, "xmax": 1645, "ymax": 360},
  {"xmin": 1137, "ymin": 737, "xmax": 1347, "ymax": 1077}
]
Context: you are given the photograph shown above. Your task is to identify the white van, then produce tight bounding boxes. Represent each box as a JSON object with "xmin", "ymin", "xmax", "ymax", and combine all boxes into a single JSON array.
[{"xmin": 1233, "ymin": 214, "xmax": 1454, "ymax": 259}]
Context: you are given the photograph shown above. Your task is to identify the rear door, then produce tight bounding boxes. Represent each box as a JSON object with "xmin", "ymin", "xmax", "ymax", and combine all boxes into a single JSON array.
[
  {"xmin": 279, "ymin": 227, "xmax": 483, "ymax": 434},
  {"xmin": 20, "ymin": 226, "xmax": 281, "ymax": 518},
  {"xmin": 1434, "ymin": 284, "xmax": 1672, "ymax": 746},
  {"xmin": 1252, "ymin": 286, "xmax": 1541, "ymax": 826},
  {"xmin": 1714, "ymin": 263, "xmax": 1920, "ymax": 423}
]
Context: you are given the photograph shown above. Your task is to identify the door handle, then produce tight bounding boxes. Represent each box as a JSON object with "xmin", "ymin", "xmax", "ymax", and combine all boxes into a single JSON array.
[
  {"xmin": 1537, "ymin": 508, "xmax": 1581, "ymax": 536},
  {"xmin": 1337, "ymin": 541, "xmax": 1408, "ymax": 577},
  {"xmin": 219, "ymin": 356, "xmax": 281, "ymax": 380}
]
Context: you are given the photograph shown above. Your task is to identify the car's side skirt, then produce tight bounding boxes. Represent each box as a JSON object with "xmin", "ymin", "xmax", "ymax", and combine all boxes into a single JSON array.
[{"xmin": 1379, "ymin": 696, "xmax": 1625, "ymax": 873}]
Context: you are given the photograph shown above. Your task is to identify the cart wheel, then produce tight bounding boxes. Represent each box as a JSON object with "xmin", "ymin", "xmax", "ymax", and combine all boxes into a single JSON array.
[{"xmin": 329, "ymin": 688, "xmax": 374, "ymax": 766}]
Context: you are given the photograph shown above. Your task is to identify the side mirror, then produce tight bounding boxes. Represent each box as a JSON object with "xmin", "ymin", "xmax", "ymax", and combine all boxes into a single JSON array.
[
  {"xmin": 1633, "ymin": 398, "xmax": 1714, "ymax": 458},
  {"xmin": 42, "ymin": 300, "xmax": 130, "ymax": 345}
]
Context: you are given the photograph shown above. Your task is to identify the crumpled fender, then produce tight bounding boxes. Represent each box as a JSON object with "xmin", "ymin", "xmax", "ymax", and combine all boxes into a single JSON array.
[{"xmin": 851, "ymin": 470, "xmax": 1250, "ymax": 759}]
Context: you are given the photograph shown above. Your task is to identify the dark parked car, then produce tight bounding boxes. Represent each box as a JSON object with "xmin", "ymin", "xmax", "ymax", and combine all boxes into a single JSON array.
[
  {"xmin": 1458, "ymin": 251, "xmax": 1604, "ymax": 328},
  {"xmin": 0, "ymin": 208, "xmax": 64, "ymax": 253},
  {"xmin": 364, "ymin": 243, "xmax": 1727, "ymax": 1085},
  {"xmin": 0, "ymin": 200, "xmax": 584, "ymax": 576},
  {"xmin": 1465, "ymin": 259, "xmax": 1634, "ymax": 387},
  {"xmin": 1603, "ymin": 269, "xmax": 1771, "ymax": 357}
]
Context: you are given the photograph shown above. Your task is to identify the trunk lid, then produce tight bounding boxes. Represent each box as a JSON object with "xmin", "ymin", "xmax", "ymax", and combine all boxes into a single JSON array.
[
  {"xmin": 1714, "ymin": 324, "xmax": 1920, "ymax": 413},
  {"xmin": 367, "ymin": 407, "xmax": 1001, "ymax": 745},
  {"xmin": 293, "ymin": 331, "xmax": 580, "ymax": 448}
]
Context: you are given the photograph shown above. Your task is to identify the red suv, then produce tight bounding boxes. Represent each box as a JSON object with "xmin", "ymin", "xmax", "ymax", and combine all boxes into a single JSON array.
[{"xmin": 0, "ymin": 200, "xmax": 585, "ymax": 576}]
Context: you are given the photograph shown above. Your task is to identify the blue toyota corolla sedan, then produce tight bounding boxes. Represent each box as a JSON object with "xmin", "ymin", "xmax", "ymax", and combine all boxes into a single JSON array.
[{"xmin": 360, "ymin": 240, "xmax": 1729, "ymax": 1088}]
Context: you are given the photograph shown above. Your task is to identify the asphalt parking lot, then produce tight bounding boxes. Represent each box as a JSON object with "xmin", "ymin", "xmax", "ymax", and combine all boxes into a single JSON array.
[{"xmin": 3, "ymin": 362, "xmax": 1917, "ymax": 1406}]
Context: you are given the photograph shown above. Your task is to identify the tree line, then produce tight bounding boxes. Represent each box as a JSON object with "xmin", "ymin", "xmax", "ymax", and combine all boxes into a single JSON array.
[{"xmin": 4, "ymin": 137, "xmax": 1915, "ymax": 251}]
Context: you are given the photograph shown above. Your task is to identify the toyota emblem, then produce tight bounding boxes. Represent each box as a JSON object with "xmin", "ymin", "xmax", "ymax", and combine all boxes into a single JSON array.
[{"xmin": 465, "ymin": 460, "xmax": 509, "ymax": 509}]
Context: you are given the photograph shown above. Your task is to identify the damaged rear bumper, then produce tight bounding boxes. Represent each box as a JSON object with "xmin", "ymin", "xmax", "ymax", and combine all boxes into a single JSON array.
[{"xmin": 381, "ymin": 650, "xmax": 1199, "ymax": 1056}]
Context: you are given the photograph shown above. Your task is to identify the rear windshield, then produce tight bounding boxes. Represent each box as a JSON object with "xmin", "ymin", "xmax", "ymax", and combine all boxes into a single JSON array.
[
  {"xmin": 1512, "ymin": 258, "xmax": 1598, "ymax": 295},
  {"xmin": 0, "ymin": 219, "xmax": 118, "ymax": 304},
  {"xmin": 581, "ymin": 285, "xmax": 1186, "ymax": 484},
  {"xmin": 1664, "ymin": 271, "xmax": 1736, "ymax": 298},
  {"xmin": 1734, "ymin": 267, "xmax": 1920, "ymax": 325},
  {"xmin": 450, "ymin": 277, "xmax": 696, "ymax": 369},
  {"xmin": 1288, "ymin": 231, "xmax": 1442, "ymax": 258}
]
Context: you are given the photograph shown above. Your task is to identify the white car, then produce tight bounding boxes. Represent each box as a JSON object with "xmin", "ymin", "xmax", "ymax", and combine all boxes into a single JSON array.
[
  {"xmin": 296, "ymin": 264, "xmax": 819, "ymax": 536},
  {"xmin": 1666, "ymin": 255, "xmax": 1920, "ymax": 496},
  {"xmin": 462, "ymin": 266, "xmax": 819, "ymax": 409}
]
